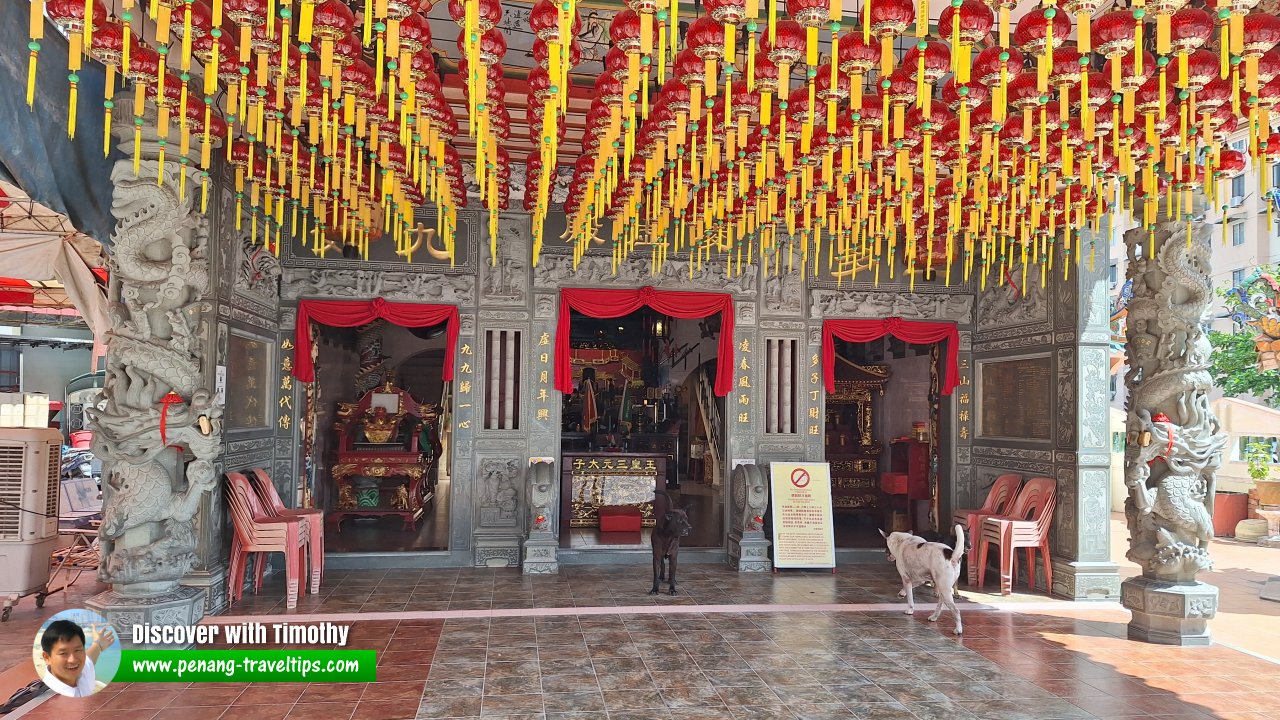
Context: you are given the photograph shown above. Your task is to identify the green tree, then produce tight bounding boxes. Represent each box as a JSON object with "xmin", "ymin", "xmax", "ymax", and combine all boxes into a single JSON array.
[
  {"xmin": 1208, "ymin": 329, "xmax": 1280, "ymax": 406},
  {"xmin": 1208, "ymin": 266, "xmax": 1280, "ymax": 407}
]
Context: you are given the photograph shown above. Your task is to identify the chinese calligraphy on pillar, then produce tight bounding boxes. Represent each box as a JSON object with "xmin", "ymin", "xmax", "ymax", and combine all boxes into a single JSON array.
[
  {"xmin": 536, "ymin": 333, "xmax": 552, "ymax": 422},
  {"xmin": 457, "ymin": 342, "xmax": 474, "ymax": 430},
  {"xmin": 808, "ymin": 352, "xmax": 821, "ymax": 437},
  {"xmin": 957, "ymin": 358, "xmax": 972, "ymax": 441},
  {"xmin": 278, "ymin": 338, "xmax": 294, "ymax": 431},
  {"xmin": 737, "ymin": 339, "xmax": 751, "ymax": 424}
]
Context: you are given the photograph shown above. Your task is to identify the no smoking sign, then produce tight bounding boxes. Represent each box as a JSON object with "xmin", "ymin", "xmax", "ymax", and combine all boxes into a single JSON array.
[{"xmin": 790, "ymin": 468, "xmax": 810, "ymax": 489}]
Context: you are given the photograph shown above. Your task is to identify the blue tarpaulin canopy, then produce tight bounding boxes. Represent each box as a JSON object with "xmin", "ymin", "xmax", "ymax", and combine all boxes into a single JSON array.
[{"xmin": 0, "ymin": 0, "xmax": 117, "ymax": 246}]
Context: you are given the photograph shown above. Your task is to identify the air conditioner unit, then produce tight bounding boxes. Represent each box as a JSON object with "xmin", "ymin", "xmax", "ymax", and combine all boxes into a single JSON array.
[
  {"xmin": 0, "ymin": 428, "xmax": 62, "ymax": 604},
  {"xmin": 1229, "ymin": 196, "xmax": 1246, "ymax": 208}
]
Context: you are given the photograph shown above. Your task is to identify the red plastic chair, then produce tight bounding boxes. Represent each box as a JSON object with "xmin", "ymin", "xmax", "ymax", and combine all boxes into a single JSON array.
[
  {"xmin": 225, "ymin": 472, "xmax": 310, "ymax": 610},
  {"xmin": 247, "ymin": 468, "xmax": 324, "ymax": 594},
  {"xmin": 69, "ymin": 431, "xmax": 93, "ymax": 449},
  {"xmin": 976, "ymin": 477, "xmax": 1058, "ymax": 596},
  {"xmin": 951, "ymin": 473, "xmax": 1023, "ymax": 586}
]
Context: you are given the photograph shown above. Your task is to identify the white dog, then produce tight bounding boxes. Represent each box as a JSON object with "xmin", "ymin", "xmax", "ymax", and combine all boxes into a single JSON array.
[{"xmin": 879, "ymin": 524, "xmax": 965, "ymax": 634}]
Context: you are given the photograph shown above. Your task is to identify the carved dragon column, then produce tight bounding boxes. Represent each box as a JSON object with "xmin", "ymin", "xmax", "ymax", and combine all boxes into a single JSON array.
[
  {"xmin": 1120, "ymin": 192, "xmax": 1227, "ymax": 645},
  {"xmin": 86, "ymin": 116, "xmax": 224, "ymax": 645}
]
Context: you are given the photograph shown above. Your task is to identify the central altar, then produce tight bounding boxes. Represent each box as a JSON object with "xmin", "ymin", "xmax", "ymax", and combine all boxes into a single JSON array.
[{"xmin": 559, "ymin": 452, "xmax": 667, "ymax": 546}]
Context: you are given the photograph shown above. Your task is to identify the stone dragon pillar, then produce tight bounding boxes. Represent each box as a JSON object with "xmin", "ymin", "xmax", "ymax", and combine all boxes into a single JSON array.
[
  {"xmin": 1120, "ymin": 193, "xmax": 1228, "ymax": 645},
  {"xmin": 85, "ymin": 118, "xmax": 224, "ymax": 645}
]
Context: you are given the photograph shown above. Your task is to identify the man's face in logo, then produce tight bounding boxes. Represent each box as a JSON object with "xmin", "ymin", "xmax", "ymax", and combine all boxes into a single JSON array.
[{"xmin": 43, "ymin": 636, "xmax": 86, "ymax": 686}]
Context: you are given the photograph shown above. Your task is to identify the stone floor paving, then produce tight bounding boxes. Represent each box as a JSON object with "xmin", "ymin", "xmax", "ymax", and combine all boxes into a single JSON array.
[{"xmin": 6, "ymin": 563, "xmax": 1279, "ymax": 720}]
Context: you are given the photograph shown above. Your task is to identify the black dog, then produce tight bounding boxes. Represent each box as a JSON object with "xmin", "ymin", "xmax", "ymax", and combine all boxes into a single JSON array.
[{"xmin": 649, "ymin": 490, "xmax": 692, "ymax": 596}]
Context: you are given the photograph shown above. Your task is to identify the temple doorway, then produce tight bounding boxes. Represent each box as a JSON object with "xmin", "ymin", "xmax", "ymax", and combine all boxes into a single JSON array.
[
  {"xmin": 556, "ymin": 290, "xmax": 733, "ymax": 552},
  {"xmin": 825, "ymin": 336, "xmax": 945, "ymax": 549},
  {"xmin": 305, "ymin": 317, "xmax": 453, "ymax": 553}
]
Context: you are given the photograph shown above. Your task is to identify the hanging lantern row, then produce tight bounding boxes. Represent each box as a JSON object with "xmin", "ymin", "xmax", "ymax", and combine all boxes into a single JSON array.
[
  {"xmin": 24, "ymin": 1, "xmax": 1280, "ymax": 286},
  {"xmin": 30, "ymin": 0, "xmax": 469, "ymax": 263},
  {"xmin": 550, "ymin": 0, "xmax": 1280, "ymax": 290}
]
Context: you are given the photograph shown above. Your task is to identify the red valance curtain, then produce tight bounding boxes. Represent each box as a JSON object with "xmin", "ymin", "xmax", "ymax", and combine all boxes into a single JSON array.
[
  {"xmin": 823, "ymin": 318, "xmax": 960, "ymax": 396},
  {"xmin": 292, "ymin": 298, "xmax": 460, "ymax": 383},
  {"xmin": 555, "ymin": 287, "xmax": 735, "ymax": 396}
]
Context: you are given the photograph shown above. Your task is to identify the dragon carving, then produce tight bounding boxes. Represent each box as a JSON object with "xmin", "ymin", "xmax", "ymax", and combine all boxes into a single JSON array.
[
  {"xmin": 87, "ymin": 158, "xmax": 224, "ymax": 589},
  {"xmin": 1122, "ymin": 211, "xmax": 1227, "ymax": 581}
]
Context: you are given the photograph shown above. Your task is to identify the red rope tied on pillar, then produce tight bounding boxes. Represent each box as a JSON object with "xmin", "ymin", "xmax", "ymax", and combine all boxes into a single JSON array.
[
  {"xmin": 159, "ymin": 390, "xmax": 184, "ymax": 446},
  {"xmin": 1004, "ymin": 267, "xmax": 1022, "ymax": 299},
  {"xmin": 1153, "ymin": 411, "xmax": 1175, "ymax": 459}
]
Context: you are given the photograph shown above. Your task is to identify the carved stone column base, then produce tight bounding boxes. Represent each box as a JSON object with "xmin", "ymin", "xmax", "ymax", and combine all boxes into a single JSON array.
[
  {"xmin": 182, "ymin": 565, "xmax": 230, "ymax": 616},
  {"xmin": 1051, "ymin": 560, "xmax": 1121, "ymax": 600},
  {"xmin": 1122, "ymin": 577, "xmax": 1218, "ymax": 646},
  {"xmin": 521, "ymin": 532, "xmax": 560, "ymax": 574},
  {"xmin": 727, "ymin": 531, "xmax": 772, "ymax": 573},
  {"xmin": 86, "ymin": 585, "xmax": 207, "ymax": 649},
  {"xmin": 474, "ymin": 533, "xmax": 521, "ymax": 568}
]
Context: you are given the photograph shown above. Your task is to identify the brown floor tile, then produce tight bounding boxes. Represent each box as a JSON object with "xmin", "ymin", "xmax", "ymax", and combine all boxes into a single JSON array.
[
  {"xmin": 285, "ymin": 701, "xmax": 358, "ymax": 720},
  {"xmin": 351, "ymin": 699, "xmax": 418, "ymax": 720}
]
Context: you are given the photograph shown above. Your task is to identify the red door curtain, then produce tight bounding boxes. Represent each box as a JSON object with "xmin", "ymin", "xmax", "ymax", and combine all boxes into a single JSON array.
[
  {"xmin": 292, "ymin": 298, "xmax": 460, "ymax": 382},
  {"xmin": 822, "ymin": 318, "xmax": 960, "ymax": 395},
  {"xmin": 554, "ymin": 287, "xmax": 735, "ymax": 396}
]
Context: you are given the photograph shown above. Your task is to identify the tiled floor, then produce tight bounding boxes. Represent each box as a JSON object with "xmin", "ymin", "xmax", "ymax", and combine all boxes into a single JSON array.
[
  {"xmin": 16, "ymin": 605, "xmax": 1280, "ymax": 720},
  {"xmin": 4, "ymin": 514, "xmax": 1278, "ymax": 720}
]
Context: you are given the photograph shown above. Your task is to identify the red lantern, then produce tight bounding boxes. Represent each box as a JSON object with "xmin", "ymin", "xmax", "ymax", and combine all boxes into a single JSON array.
[
  {"xmin": 868, "ymin": 0, "xmax": 914, "ymax": 75},
  {"xmin": 1014, "ymin": 5, "xmax": 1073, "ymax": 57},
  {"xmin": 938, "ymin": 0, "xmax": 993, "ymax": 46},
  {"xmin": 610, "ymin": 10, "xmax": 653, "ymax": 55},
  {"xmin": 903, "ymin": 41, "xmax": 950, "ymax": 85},
  {"xmin": 1170, "ymin": 8, "xmax": 1214, "ymax": 55},
  {"xmin": 1243, "ymin": 14, "xmax": 1280, "ymax": 59},
  {"xmin": 763, "ymin": 20, "xmax": 805, "ymax": 69},
  {"xmin": 447, "ymin": 0, "xmax": 503, "ymax": 32},
  {"xmin": 1217, "ymin": 150, "xmax": 1247, "ymax": 177}
]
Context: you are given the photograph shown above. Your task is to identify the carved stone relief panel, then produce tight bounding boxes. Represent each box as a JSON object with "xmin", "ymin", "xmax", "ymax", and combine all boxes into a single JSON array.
[
  {"xmin": 810, "ymin": 290, "xmax": 973, "ymax": 323},
  {"xmin": 534, "ymin": 294, "xmax": 556, "ymax": 319},
  {"xmin": 1055, "ymin": 275, "xmax": 1079, "ymax": 330},
  {"xmin": 478, "ymin": 218, "xmax": 530, "ymax": 306},
  {"xmin": 762, "ymin": 272, "xmax": 804, "ymax": 316},
  {"xmin": 477, "ymin": 458, "xmax": 522, "ymax": 527},
  {"xmin": 975, "ymin": 264, "xmax": 1050, "ymax": 336},
  {"xmin": 1054, "ymin": 466, "xmax": 1080, "ymax": 559},
  {"xmin": 1056, "ymin": 348, "xmax": 1077, "ymax": 450},
  {"xmin": 531, "ymin": 252, "xmax": 758, "ymax": 295},
  {"xmin": 1078, "ymin": 467, "xmax": 1111, "ymax": 561},
  {"xmin": 974, "ymin": 333, "xmax": 1055, "ymax": 353},
  {"xmin": 235, "ymin": 235, "xmax": 282, "ymax": 310},
  {"xmin": 282, "ymin": 267, "xmax": 476, "ymax": 306},
  {"xmin": 738, "ymin": 302, "xmax": 757, "ymax": 326},
  {"xmin": 1078, "ymin": 346, "xmax": 1111, "ymax": 452}
]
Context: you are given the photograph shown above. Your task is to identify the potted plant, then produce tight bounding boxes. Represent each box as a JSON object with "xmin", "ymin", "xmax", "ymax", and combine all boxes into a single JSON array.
[{"xmin": 1247, "ymin": 441, "xmax": 1280, "ymax": 507}]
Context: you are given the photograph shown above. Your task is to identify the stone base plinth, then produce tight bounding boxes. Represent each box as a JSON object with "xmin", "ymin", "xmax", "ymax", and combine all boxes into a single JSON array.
[
  {"xmin": 727, "ymin": 530, "xmax": 772, "ymax": 573},
  {"xmin": 521, "ymin": 532, "xmax": 559, "ymax": 574},
  {"xmin": 86, "ymin": 585, "xmax": 207, "ymax": 649},
  {"xmin": 1121, "ymin": 577, "xmax": 1218, "ymax": 646},
  {"xmin": 474, "ymin": 533, "xmax": 520, "ymax": 568}
]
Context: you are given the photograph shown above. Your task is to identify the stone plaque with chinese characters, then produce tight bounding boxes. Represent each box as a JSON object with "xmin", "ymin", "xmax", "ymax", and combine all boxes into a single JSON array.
[
  {"xmin": 227, "ymin": 333, "xmax": 271, "ymax": 429},
  {"xmin": 978, "ymin": 356, "xmax": 1052, "ymax": 440}
]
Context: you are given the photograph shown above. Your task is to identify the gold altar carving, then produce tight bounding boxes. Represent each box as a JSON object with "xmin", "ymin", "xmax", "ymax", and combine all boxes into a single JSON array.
[
  {"xmin": 329, "ymin": 381, "xmax": 442, "ymax": 531},
  {"xmin": 569, "ymin": 472, "xmax": 657, "ymax": 528}
]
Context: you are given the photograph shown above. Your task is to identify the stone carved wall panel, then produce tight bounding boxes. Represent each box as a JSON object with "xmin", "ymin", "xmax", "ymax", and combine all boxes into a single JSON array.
[
  {"xmin": 283, "ymin": 268, "xmax": 475, "ymax": 306},
  {"xmin": 763, "ymin": 273, "xmax": 804, "ymax": 315},
  {"xmin": 1057, "ymin": 348, "xmax": 1077, "ymax": 450},
  {"xmin": 479, "ymin": 220, "xmax": 530, "ymax": 305},
  {"xmin": 478, "ymin": 458, "xmax": 521, "ymax": 527},
  {"xmin": 810, "ymin": 290, "xmax": 973, "ymax": 323},
  {"xmin": 976, "ymin": 265, "xmax": 1050, "ymax": 334},
  {"xmin": 532, "ymin": 252, "xmax": 757, "ymax": 295}
]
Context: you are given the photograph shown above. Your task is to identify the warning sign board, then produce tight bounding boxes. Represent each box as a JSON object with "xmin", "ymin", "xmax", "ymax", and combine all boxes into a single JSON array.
[{"xmin": 768, "ymin": 462, "xmax": 836, "ymax": 569}]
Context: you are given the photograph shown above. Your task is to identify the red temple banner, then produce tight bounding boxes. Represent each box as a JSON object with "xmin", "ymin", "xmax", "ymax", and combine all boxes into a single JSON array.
[
  {"xmin": 292, "ymin": 298, "xmax": 460, "ymax": 383},
  {"xmin": 822, "ymin": 318, "xmax": 960, "ymax": 396},
  {"xmin": 554, "ymin": 287, "xmax": 735, "ymax": 396}
]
